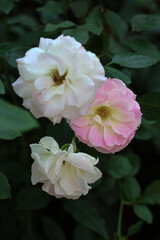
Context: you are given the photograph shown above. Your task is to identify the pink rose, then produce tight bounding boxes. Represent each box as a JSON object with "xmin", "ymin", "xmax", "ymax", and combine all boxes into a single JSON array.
[{"xmin": 70, "ymin": 78, "xmax": 142, "ymax": 154}]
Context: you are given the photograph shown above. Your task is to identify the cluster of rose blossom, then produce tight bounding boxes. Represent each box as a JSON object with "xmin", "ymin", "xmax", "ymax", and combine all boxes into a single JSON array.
[{"xmin": 13, "ymin": 35, "xmax": 142, "ymax": 199}]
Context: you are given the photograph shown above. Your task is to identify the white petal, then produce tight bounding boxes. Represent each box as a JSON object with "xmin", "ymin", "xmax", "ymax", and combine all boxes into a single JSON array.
[
  {"xmin": 17, "ymin": 47, "xmax": 48, "ymax": 77},
  {"xmin": 65, "ymin": 153, "xmax": 95, "ymax": 173},
  {"xmin": 66, "ymin": 75, "xmax": 95, "ymax": 107},
  {"xmin": 42, "ymin": 95, "xmax": 65, "ymax": 118},
  {"xmin": 34, "ymin": 76, "xmax": 53, "ymax": 91},
  {"xmin": 38, "ymin": 52, "xmax": 66, "ymax": 76},
  {"xmin": 76, "ymin": 169, "xmax": 90, "ymax": 195},
  {"xmin": 40, "ymin": 137, "xmax": 60, "ymax": 154},
  {"xmin": 31, "ymin": 162, "xmax": 47, "ymax": 185},
  {"xmin": 12, "ymin": 77, "xmax": 34, "ymax": 98},
  {"xmin": 83, "ymin": 167, "xmax": 102, "ymax": 184},
  {"xmin": 41, "ymin": 84, "xmax": 64, "ymax": 102},
  {"xmin": 60, "ymin": 164, "xmax": 80, "ymax": 195}
]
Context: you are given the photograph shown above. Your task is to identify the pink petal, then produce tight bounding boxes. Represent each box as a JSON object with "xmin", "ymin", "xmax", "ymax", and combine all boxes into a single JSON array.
[
  {"xmin": 71, "ymin": 116, "xmax": 89, "ymax": 127},
  {"xmin": 89, "ymin": 125, "xmax": 105, "ymax": 147}
]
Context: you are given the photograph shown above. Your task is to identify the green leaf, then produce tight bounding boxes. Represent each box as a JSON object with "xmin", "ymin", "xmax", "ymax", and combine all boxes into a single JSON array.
[
  {"xmin": 0, "ymin": 0, "xmax": 14, "ymax": 14},
  {"xmin": 71, "ymin": 137, "xmax": 77, "ymax": 153},
  {"xmin": 17, "ymin": 186, "xmax": 51, "ymax": 210},
  {"xmin": 112, "ymin": 53, "xmax": 155, "ymax": 68},
  {"xmin": 131, "ymin": 14, "xmax": 160, "ymax": 31},
  {"xmin": 133, "ymin": 205, "xmax": 153, "ymax": 224},
  {"xmin": 5, "ymin": 47, "xmax": 27, "ymax": 67},
  {"xmin": 0, "ymin": 42, "xmax": 18, "ymax": 58},
  {"xmin": 61, "ymin": 144, "xmax": 70, "ymax": 151},
  {"xmin": 63, "ymin": 27, "xmax": 89, "ymax": 44},
  {"xmin": 42, "ymin": 215, "xmax": 65, "ymax": 240},
  {"xmin": 74, "ymin": 225, "xmax": 94, "ymax": 240},
  {"xmin": 105, "ymin": 155, "xmax": 132, "ymax": 179},
  {"xmin": 70, "ymin": 0, "xmax": 88, "ymax": 19},
  {"xmin": 139, "ymin": 180, "xmax": 160, "ymax": 204},
  {"xmin": 127, "ymin": 153, "xmax": 141, "ymax": 176},
  {"xmin": 0, "ymin": 80, "xmax": 5, "ymax": 94},
  {"xmin": 86, "ymin": 5, "xmax": 104, "ymax": 25},
  {"xmin": 0, "ymin": 171, "xmax": 11, "ymax": 200},
  {"xmin": 45, "ymin": 21, "xmax": 75, "ymax": 32},
  {"xmin": 127, "ymin": 220, "xmax": 143, "ymax": 237},
  {"xmin": 137, "ymin": 91, "xmax": 160, "ymax": 121},
  {"xmin": 8, "ymin": 14, "xmax": 38, "ymax": 29},
  {"xmin": 105, "ymin": 10, "xmax": 128, "ymax": 41},
  {"xmin": 64, "ymin": 199, "xmax": 109, "ymax": 239},
  {"xmin": 37, "ymin": 1, "xmax": 63, "ymax": 14},
  {"xmin": 82, "ymin": 23, "xmax": 103, "ymax": 36},
  {"xmin": 105, "ymin": 67, "xmax": 131, "ymax": 85},
  {"xmin": 0, "ymin": 99, "xmax": 39, "ymax": 140},
  {"xmin": 126, "ymin": 37, "xmax": 160, "ymax": 63},
  {"xmin": 122, "ymin": 176, "xmax": 141, "ymax": 202}
]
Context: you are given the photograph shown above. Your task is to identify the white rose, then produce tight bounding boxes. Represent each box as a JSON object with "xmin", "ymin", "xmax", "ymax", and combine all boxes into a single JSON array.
[
  {"xmin": 30, "ymin": 137, "xmax": 102, "ymax": 199},
  {"xmin": 13, "ymin": 35, "xmax": 105, "ymax": 124}
]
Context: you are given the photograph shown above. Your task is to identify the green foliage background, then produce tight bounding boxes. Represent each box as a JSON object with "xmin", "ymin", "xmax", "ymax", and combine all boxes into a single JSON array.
[{"xmin": 0, "ymin": 0, "xmax": 160, "ymax": 239}]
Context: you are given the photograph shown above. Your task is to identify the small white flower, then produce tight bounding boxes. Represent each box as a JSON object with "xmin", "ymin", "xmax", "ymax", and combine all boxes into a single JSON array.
[
  {"xmin": 13, "ymin": 35, "xmax": 105, "ymax": 124},
  {"xmin": 30, "ymin": 137, "xmax": 102, "ymax": 199}
]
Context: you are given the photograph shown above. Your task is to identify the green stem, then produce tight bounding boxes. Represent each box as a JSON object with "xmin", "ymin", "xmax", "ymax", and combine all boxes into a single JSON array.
[
  {"xmin": 117, "ymin": 198, "xmax": 124, "ymax": 239},
  {"xmin": 104, "ymin": 61, "xmax": 113, "ymax": 67},
  {"xmin": 107, "ymin": 29, "xmax": 134, "ymax": 53}
]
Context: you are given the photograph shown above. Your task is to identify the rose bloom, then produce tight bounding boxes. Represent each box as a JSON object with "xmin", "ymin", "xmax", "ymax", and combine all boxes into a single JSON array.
[
  {"xmin": 70, "ymin": 78, "xmax": 142, "ymax": 154},
  {"xmin": 12, "ymin": 35, "xmax": 105, "ymax": 124},
  {"xmin": 30, "ymin": 137, "xmax": 102, "ymax": 199}
]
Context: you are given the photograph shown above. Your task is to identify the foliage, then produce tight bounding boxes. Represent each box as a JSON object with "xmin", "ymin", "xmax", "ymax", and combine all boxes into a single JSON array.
[{"xmin": 0, "ymin": 0, "xmax": 160, "ymax": 240}]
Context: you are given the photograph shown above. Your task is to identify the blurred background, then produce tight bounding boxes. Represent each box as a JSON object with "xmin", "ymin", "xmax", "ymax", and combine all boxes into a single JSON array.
[{"xmin": 0, "ymin": 0, "xmax": 160, "ymax": 239}]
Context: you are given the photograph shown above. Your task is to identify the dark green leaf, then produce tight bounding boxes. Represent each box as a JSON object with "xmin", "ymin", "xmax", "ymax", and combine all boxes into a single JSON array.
[
  {"xmin": 127, "ymin": 154, "xmax": 141, "ymax": 176},
  {"xmin": 63, "ymin": 27, "xmax": 89, "ymax": 44},
  {"xmin": 0, "ymin": 99, "xmax": 39, "ymax": 140},
  {"xmin": 137, "ymin": 91, "xmax": 160, "ymax": 121},
  {"xmin": 0, "ymin": 171, "xmax": 11, "ymax": 200},
  {"xmin": 126, "ymin": 37, "xmax": 160, "ymax": 62},
  {"xmin": 0, "ymin": 80, "xmax": 5, "ymax": 94},
  {"xmin": 45, "ymin": 21, "xmax": 75, "ymax": 32},
  {"xmin": 131, "ymin": 14, "xmax": 160, "ymax": 31},
  {"xmin": 105, "ymin": 155, "xmax": 132, "ymax": 179},
  {"xmin": 61, "ymin": 144, "xmax": 70, "ymax": 151},
  {"xmin": 8, "ymin": 14, "xmax": 38, "ymax": 29},
  {"xmin": 82, "ymin": 23, "xmax": 103, "ymax": 36},
  {"xmin": 5, "ymin": 47, "xmax": 27, "ymax": 67},
  {"xmin": 86, "ymin": 5, "xmax": 104, "ymax": 25},
  {"xmin": 37, "ymin": 1, "xmax": 63, "ymax": 14},
  {"xmin": 0, "ymin": 0, "xmax": 14, "ymax": 14},
  {"xmin": 122, "ymin": 176, "xmax": 141, "ymax": 202},
  {"xmin": 17, "ymin": 186, "xmax": 51, "ymax": 210},
  {"xmin": 0, "ymin": 42, "xmax": 18, "ymax": 58},
  {"xmin": 42, "ymin": 215, "xmax": 65, "ymax": 240},
  {"xmin": 64, "ymin": 199, "xmax": 109, "ymax": 239},
  {"xmin": 105, "ymin": 10, "xmax": 128, "ymax": 41},
  {"xmin": 74, "ymin": 225, "xmax": 95, "ymax": 240},
  {"xmin": 127, "ymin": 221, "xmax": 143, "ymax": 237},
  {"xmin": 133, "ymin": 205, "xmax": 153, "ymax": 224},
  {"xmin": 112, "ymin": 53, "xmax": 155, "ymax": 68},
  {"xmin": 139, "ymin": 180, "xmax": 160, "ymax": 204},
  {"xmin": 105, "ymin": 67, "xmax": 131, "ymax": 85},
  {"xmin": 70, "ymin": 0, "xmax": 88, "ymax": 19},
  {"xmin": 135, "ymin": 127, "xmax": 151, "ymax": 140}
]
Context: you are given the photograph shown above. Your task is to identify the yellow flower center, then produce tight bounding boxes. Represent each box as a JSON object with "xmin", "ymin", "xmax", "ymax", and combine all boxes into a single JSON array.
[
  {"xmin": 53, "ymin": 70, "xmax": 67, "ymax": 86},
  {"xmin": 96, "ymin": 106, "xmax": 110, "ymax": 120}
]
